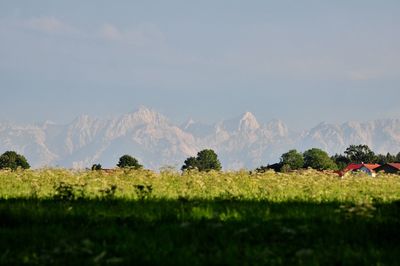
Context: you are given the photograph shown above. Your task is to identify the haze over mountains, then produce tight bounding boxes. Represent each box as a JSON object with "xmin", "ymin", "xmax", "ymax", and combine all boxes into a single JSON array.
[{"xmin": 1, "ymin": 106, "xmax": 400, "ymax": 170}]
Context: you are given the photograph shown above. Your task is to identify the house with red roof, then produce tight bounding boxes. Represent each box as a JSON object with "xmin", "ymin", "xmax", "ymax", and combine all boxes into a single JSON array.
[
  {"xmin": 338, "ymin": 163, "xmax": 381, "ymax": 177},
  {"xmin": 374, "ymin": 163, "xmax": 400, "ymax": 174}
]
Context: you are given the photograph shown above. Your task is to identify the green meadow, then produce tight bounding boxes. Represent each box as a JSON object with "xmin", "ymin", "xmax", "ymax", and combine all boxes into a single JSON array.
[{"xmin": 1, "ymin": 169, "xmax": 400, "ymax": 265}]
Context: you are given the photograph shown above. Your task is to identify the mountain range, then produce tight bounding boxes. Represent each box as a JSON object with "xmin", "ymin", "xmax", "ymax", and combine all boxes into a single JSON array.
[{"xmin": 1, "ymin": 106, "xmax": 400, "ymax": 170}]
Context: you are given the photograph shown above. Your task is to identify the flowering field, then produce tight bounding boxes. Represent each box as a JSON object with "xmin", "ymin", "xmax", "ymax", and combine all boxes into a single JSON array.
[
  {"xmin": 1, "ymin": 168, "xmax": 400, "ymax": 202},
  {"xmin": 1, "ymin": 169, "xmax": 400, "ymax": 265}
]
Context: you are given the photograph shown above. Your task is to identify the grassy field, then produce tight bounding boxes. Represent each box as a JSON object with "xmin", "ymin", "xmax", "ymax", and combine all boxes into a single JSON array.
[{"xmin": 1, "ymin": 169, "xmax": 400, "ymax": 265}]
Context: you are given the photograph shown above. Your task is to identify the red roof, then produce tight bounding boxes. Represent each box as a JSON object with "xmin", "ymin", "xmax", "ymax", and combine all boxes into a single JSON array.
[
  {"xmin": 343, "ymin": 163, "xmax": 380, "ymax": 172},
  {"xmin": 338, "ymin": 163, "xmax": 381, "ymax": 177},
  {"xmin": 360, "ymin": 164, "xmax": 381, "ymax": 171},
  {"xmin": 343, "ymin": 163, "xmax": 363, "ymax": 172},
  {"xmin": 387, "ymin": 163, "xmax": 400, "ymax": 170}
]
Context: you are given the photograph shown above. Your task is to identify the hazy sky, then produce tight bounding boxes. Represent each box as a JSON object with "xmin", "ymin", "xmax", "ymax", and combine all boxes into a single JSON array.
[{"xmin": 1, "ymin": 1, "xmax": 399, "ymax": 129}]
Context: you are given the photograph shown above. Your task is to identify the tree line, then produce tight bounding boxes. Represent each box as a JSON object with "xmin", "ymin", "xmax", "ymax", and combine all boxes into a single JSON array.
[
  {"xmin": 0, "ymin": 149, "xmax": 221, "ymax": 172},
  {"xmin": 1, "ymin": 144, "xmax": 399, "ymax": 172},
  {"xmin": 257, "ymin": 144, "xmax": 400, "ymax": 173},
  {"xmin": 91, "ymin": 149, "xmax": 222, "ymax": 172}
]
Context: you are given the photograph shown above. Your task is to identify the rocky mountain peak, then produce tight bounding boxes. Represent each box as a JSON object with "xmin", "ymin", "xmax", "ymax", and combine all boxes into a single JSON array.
[
  {"xmin": 239, "ymin": 112, "xmax": 260, "ymax": 131},
  {"xmin": 126, "ymin": 106, "xmax": 168, "ymax": 125},
  {"xmin": 70, "ymin": 114, "xmax": 95, "ymax": 128},
  {"xmin": 182, "ymin": 118, "xmax": 196, "ymax": 130},
  {"xmin": 1, "ymin": 109, "xmax": 400, "ymax": 170},
  {"xmin": 266, "ymin": 119, "xmax": 289, "ymax": 137}
]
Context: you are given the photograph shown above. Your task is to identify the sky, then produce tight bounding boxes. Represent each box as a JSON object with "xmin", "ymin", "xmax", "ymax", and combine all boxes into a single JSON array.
[{"xmin": 0, "ymin": 1, "xmax": 399, "ymax": 130}]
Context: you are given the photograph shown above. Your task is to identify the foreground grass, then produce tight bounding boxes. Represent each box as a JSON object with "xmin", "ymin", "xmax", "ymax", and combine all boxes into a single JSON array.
[
  {"xmin": 1, "ymin": 199, "xmax": 399, "ymax": 265},
  {"xmin": 0, "ymin": 169, "xmax": 399, "ymax": 265}
]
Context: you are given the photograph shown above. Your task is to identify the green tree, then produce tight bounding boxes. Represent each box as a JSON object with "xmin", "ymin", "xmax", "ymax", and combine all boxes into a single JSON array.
[
  {"xmin": 385, "ymin": 153, "xmax": 396, "ymax": 163},
  {"xmin": 331, "ymin": 154, "xmax": 350, "ymax": 170},
  {"xmin": 280, "ymin": 164, "xmax": 292, "ymax": 173},
  {"xmin": 196, "ymin": 149, "xmax": 222, "ymax": 171},
  {"xmin": 344, "ymin": 144, "xmax": 375, "ymax": 163},
  {"xmin": 304, "ymin": 148, "xmax": 337, "ymax": 170},
  {"xmin": 91, "ymin": 164, "xmax": 102, "ymax": 171},
  {"xmin": 0, "ymin": 151, "xmax": 30, "ymax": 170},
  {"xmin": 396, "ymin": 152, "xmax": 400, "ymax": 163},
  {"xmin": 375, "ymin": 154, "xmax": 387, "ymax": 165},
  {"xmin": 280, "ymin": 149, "xmax": 304, "ymax": 170},
  {"xmin": 181, "ymin": 157, "xmax": 198, "ymax": 171},
  {"xmin": 181, "ymin": 149, "xmax": 222, "ymax": 172},
  {"xmin": 117, "ymin": 155, "xmax": 142, "ymax": 169},
  {"xmin": 375, "ymin": 153, "xmax": 396, "ymax": 165},
  {"xmin": 255, "ymin": 163, "xmax": 282, "ymax": 173}
]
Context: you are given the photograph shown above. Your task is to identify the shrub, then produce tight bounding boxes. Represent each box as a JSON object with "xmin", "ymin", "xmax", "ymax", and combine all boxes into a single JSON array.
[
  {"xmin": 91, "ymin": 164, "xmax": 102, "ymax": 171},
  {"xmin": 304, "ymin": 148, "xmax": 337, "ymax": 170},
  {"xmin": 280, "ymin": 150, "xmax": 304, "ymax": 170},
  {"xmin": 182, "ymin": 149, "xmax": 222, "ymax": 172},
  {"xmin": 117, "ymin": 155, "xmax": 143, "ymax": 169},
  {"xmin": 0, "ymin": 151, "xmax": 30, "ymax": 170}
]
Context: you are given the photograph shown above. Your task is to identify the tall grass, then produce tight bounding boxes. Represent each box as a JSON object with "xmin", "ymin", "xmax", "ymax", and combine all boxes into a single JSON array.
[{"xmin": 0, "ymin": 168, "xmax": 399, "ymax": 202}]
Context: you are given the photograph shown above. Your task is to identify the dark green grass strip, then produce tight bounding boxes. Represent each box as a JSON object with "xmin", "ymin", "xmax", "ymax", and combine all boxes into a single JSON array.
[{"xmin": 0, "ymin": 199, "xmax": 399, "ymax": 265}]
